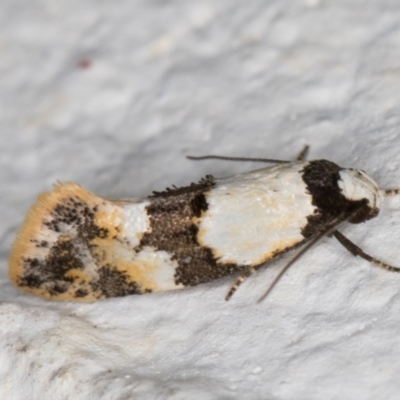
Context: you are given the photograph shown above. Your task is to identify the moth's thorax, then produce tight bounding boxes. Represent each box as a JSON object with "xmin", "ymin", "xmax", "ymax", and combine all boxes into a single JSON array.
[{"xmin": 338, "ymin": 168, "xmax": 382, "ymax": 221}]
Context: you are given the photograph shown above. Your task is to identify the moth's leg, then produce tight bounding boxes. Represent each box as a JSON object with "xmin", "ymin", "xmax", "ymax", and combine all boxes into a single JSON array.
[
  {"xmin": 333, "ymin": 230, "xmax": 400, "ymax": 272},
  {"xmin": 225, "ymin": 267, "xmax": 256, "ymax": 300},
  {"xmin": 296, "ymin": 145, "xmax": 310, "ymax": 161}
]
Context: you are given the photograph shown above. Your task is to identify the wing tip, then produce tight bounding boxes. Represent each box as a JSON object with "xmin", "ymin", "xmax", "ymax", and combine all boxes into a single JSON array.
[{"xmin": 8, "ymin": 182, "xmax": 102, "ymax": 301}]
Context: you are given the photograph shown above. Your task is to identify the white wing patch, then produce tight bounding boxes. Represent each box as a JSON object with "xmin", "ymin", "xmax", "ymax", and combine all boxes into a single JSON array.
[
  {"xmin": 338, "ymin": 169, "xmax": 382, "ymax": 209},
  {"xmin": 132, "ymin": 247, "xmax": 183, "ymax": 291},
  {"xmin": 198, "ymin": 163, "xmax": 316, "ymax": 266},
  {"xmin": 118, "ymin": 202, "xmax": 152, "ymax": 248}
]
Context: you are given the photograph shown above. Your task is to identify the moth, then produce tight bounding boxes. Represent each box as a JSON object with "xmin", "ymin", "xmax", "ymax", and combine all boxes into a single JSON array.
[{"xmin": 8, "ymin": 147, "xmax": 400, "ymax": 301}]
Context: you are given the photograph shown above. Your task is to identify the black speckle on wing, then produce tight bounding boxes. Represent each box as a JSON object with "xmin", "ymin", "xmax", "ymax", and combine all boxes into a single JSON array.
[
  {"xmin": 19, "ymin": 238, "xmax": 83, "ymax": 295},
  {"xmin": 90, "ymin": 264, "xmax": 143, "ymax": 298},
  {"xmin": 18, "ymin": 196, "xmax": 109, "ymax": 297},
  {"xmin": 150, "ymin": 175, "xmax": 215, "ymax": 198}
]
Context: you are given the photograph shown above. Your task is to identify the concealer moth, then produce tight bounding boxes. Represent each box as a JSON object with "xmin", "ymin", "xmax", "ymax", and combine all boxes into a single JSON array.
[{"xmin": 8, "ymin": 147, "xmax": 400, "ymax": 302}]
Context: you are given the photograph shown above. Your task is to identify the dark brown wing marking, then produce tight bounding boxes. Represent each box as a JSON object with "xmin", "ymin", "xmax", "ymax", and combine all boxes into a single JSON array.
[
  {"xmin": 18, "ymin": 196, "xmax": 107, "ymax": 296},
  {"xmin": 300, "ymin": 160, "xmax": 373, "ymax": 237},
  {"xmin": 140, "ymin": 176, "xmax": 241, "ymax": 287}
]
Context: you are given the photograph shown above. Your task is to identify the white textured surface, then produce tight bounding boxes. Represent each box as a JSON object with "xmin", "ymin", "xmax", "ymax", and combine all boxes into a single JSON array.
[{"xmin": 2, "ymin": 0, "xmax": 400, "ymax": 399}]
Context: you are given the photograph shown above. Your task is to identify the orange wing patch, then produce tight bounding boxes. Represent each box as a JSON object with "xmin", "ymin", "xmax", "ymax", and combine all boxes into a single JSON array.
[{"xmin": 8, "ymin": 182, "xmax": 161, "ymax": 301}]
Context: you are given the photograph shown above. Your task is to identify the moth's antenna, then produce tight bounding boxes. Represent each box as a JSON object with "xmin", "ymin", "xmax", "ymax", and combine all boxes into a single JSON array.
[
  {"xmin": 187, "ymin": 145, "xmax": 310, "ymax": 165},
  {"xmin": 186, "ymin": 155, "xmax": 291, "ymax": 164},
  {"xmin": 257, "ymin": 190, "xmax": 400, "ymax": 303},
  {"xmin": 333, "ymin": 230, "xmax": 400, "ymax": 272},
  {"xmin": 256, "ymin": 223, "xmax": 340, "ymax": 303},
  {"xmin": 256, "ymin": 203, "xmax": 369, "ymax": 303},
  {"xmin": 226, "ymin": 214, "xmax": 346, "ymax": 302}
]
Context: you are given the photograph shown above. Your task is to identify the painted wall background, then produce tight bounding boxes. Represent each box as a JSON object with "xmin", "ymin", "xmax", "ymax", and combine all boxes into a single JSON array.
[{"xmin": 1, "ymin": 0, "xmax": 400, "ymax": 399}]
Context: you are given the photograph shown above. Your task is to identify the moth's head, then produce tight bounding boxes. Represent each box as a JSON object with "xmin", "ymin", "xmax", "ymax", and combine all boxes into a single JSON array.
[{"xmin": 338, "ymin": 168, "xmax": 382, "ymax": 224}]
